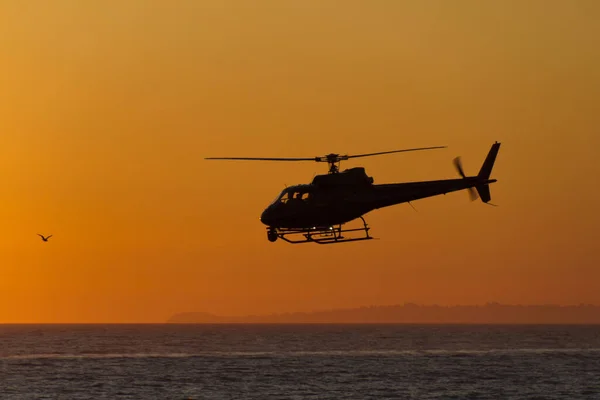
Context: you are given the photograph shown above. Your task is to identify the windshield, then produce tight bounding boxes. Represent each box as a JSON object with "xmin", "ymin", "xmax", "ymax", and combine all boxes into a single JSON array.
[
  {"xmin": 269, "ymin": 188, "xmax": 291, "ymax": 206},
  {"xmin": 269, "ymin": 186, "xmax": 312, "ymax": 206}
]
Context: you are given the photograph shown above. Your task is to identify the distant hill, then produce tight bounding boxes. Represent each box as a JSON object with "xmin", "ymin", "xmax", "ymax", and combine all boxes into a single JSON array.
[{"xmin": 167, "ymin": 303, "xmax": 600, "ymax": 324}]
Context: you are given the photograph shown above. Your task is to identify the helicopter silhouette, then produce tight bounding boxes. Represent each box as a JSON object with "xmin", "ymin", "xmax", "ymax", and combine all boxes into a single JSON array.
[{"xmin": 206, "ymin": 142, "xmax": 501, "ymax": 244}]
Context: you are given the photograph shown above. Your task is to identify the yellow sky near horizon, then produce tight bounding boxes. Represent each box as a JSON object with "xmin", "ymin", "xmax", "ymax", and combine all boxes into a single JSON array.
[{"xmin": 1, "ymin": 1, "xmax": 599, "ymax": 322}]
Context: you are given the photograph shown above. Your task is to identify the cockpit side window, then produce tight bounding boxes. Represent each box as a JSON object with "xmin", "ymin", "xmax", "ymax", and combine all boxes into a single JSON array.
[
  {"xmin": 288, "ymin": 191, "xmax": 303, "ymax": 203},
  {"xmin": 271, "ymin": 187, "xmax": 312, "ymax": 206},
  {"xmin": 270, "ymin": 190, "xmax": 291, "ymax": 206},
  {"xmin": 289, "ymin": 190, "xmax": 312, "ymax": 203}
]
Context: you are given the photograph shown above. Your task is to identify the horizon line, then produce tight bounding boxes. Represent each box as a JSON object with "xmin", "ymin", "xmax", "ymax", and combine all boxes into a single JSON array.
[
  {"xmin": 3, "ymin": 303, "xmax": 600, "ymax": 324},
  {"xmin": 175, "ymin": 302, "xmax": 600, "ymax": 316}
]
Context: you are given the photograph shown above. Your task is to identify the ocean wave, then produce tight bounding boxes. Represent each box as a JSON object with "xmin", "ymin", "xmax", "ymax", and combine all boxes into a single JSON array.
[{"xmin": 2, "ymin": 348, "xmax": 600, "ymax": 360}]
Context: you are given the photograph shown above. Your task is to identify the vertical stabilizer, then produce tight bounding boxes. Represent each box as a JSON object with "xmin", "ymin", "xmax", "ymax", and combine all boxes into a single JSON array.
[
  {"xmin": 478, "ymin": 142, "xmax": 501, "ymax": 179},
  {"xmin": 476, "ymin": 185, "xmax": 492, "ymax": 203},
  {"xmin": 476, "ymin": 142, "xmax": 500, "ymax": 203}
]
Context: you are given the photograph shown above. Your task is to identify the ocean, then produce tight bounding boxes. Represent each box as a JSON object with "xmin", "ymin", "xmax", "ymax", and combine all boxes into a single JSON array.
[{"xmin": 1, "ymin": 324, "xmax": 599, "ymax": 399}]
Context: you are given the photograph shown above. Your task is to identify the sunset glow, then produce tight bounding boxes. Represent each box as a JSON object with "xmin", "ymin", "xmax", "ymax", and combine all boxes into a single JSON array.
[{"xmin": 1, "ymin": 1, "xmax": 599, "ymax": 322}]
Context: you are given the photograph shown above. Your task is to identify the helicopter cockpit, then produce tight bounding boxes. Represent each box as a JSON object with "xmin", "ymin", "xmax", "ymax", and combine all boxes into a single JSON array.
[{"xmin": 270, "ymin": 185, "xmax": 313, "ymax": 206}]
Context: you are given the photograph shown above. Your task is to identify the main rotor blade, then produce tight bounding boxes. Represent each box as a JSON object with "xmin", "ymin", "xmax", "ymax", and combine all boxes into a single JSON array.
[
  {"xmin": 204, "ymin": 157, "xmax": 317, "ymax": 161},
  {"xmin": 205, "ymin": 145, "xmax": 447, "ymax": 163},
  {"xmin": 345, "ymin": 146, "xmax": 447, "ymax": 159}
]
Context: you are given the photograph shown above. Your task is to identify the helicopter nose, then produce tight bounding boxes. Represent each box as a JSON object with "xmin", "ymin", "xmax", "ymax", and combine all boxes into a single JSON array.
[{"xmin": 260, "ymin": 208, "xmax": 272, "ymax": 226}]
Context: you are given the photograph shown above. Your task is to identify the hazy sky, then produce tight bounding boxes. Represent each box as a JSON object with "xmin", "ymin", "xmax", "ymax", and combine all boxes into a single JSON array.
[{"xmin": 1, "ymin": 1, "xmax": 599, "ymax": 322}]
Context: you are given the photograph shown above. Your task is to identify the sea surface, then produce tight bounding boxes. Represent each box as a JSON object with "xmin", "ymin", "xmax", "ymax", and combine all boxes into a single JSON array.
[{"xmin": 0, "ymin": 324, "xmax": 599, "ymax": 399}]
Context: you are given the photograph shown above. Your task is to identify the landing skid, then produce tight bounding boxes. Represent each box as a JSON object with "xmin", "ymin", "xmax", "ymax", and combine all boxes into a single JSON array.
[{"xmin": 267, "ymin": 216, "xmax": 374, "ymax": 244}]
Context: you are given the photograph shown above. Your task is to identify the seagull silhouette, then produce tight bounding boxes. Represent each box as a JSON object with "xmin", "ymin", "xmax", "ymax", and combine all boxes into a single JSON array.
[{"xmin": 38, "ymin": 234, "xmax": 52, "ymax": 242}]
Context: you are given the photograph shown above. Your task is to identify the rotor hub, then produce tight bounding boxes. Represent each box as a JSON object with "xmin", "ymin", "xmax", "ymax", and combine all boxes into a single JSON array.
[{"xmin": 315, "ymin": 153, "xmax": 351, "ymax": 174}]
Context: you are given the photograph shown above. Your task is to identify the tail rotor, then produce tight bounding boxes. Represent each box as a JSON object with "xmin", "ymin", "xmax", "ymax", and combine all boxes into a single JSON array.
[{"xmin": 453, "ymin": 157, "xmax": 478, "ymax": 201}]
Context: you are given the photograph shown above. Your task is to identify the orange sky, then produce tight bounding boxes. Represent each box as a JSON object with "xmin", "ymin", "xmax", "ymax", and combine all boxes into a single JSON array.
[{"xmin": 1, "ymin": 1, "xmax": 599, "ymax": 322}]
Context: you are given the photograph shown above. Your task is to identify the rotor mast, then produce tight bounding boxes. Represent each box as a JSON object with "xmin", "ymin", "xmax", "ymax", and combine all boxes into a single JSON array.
[{"xmin": 318, "ymin": 154, "xmax": 347, "ymax": 174}]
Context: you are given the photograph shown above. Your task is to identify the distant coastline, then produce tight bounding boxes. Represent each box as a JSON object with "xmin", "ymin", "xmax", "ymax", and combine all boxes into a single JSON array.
[{"xmin": 167, "ymin": 303, "xmax": 600, "ymax": 324}]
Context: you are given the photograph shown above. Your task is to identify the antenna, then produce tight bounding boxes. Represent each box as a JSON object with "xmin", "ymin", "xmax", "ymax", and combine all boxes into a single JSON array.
[{"xmin": 408, "ymin": 201, "xmax": 418, "ymax": 212}]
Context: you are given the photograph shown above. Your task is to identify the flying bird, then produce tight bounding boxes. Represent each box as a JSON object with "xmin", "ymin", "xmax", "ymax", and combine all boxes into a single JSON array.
[{"xmin": 38, "ymin": 234, "xmax": 52, "ymax": 242}]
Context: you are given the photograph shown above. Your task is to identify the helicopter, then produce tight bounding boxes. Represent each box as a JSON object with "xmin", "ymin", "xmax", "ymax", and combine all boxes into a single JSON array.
[{"xmin": 206, "ymin": 141, "xmax": 501, "ymax": 244}]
